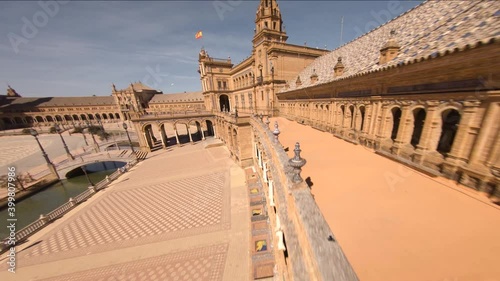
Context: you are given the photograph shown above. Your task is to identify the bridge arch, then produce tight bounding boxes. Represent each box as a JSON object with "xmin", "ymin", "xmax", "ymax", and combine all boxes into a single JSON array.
[{"xmin": 62, "ymin": 161, "xmax": 128, "ymax": 179}]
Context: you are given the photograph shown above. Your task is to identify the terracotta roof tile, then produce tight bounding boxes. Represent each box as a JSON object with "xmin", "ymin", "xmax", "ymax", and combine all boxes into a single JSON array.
[{"xmin": 0, "ymin": 96, "xmax": 115, "ymax": 109}]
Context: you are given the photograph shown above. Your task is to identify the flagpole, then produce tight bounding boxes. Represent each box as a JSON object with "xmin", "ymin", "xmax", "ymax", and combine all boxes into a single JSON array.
[{"xmin": 340, "ymin": 16, "xmax": 344, "ymax": 45}]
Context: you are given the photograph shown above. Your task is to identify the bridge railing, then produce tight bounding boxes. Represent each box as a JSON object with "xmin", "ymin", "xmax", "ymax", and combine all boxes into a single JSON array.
[
  {"xmin": 1, "ymin": 159, "xmax": 138, "ymax": 253},
  {"xmin": 251, "ymin": 115, "xmax": 359, "ymax": 281}
]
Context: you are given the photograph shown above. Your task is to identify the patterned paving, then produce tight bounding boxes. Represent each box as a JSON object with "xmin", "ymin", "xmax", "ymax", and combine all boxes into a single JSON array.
[
  {"xmin": 0, "ymin": 138, "xmax": 52, "ymax": 167},
  {"xmin": 10, "ymin": 171, "xmax": 231, "ymax": 268},
  {"xmin": 39, "ymin": 244, "xmax": 228, "ymax": 281}
]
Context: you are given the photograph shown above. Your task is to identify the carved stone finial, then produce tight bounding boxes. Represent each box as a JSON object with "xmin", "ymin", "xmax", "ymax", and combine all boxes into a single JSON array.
[
  {"xmin": 273, "ymin": 121, "xmax": 280, "ymax": 144},
  {"xmin": 380, "ymin": 29, "xmax": 400, "ymax": 64},
  {"xmin": 310, "ymin": 69, "xmax": 318, "ymax": 83},
  {"xmin": 334, "ymin": 57, "xmax": 345, "ymax": 77},
  {"xmin": 265, "ymin": 116, "xmax": 270, "ymax": 127},
  {"xmin": 295, "ymin": 76, "xmax": 302, "ymax": 86},
  {"xmin": 288, "ymin": 142, "xmax": 306, "ymax": 183}
]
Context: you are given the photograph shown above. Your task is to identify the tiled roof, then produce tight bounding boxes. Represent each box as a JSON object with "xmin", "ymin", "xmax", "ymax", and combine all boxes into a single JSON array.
[
  {"xmin": 0, "ymin": 96, "xmax": 115, "ymax": 109},
  {"xmin": 149, "ymin": 92, "xmax": 204, "ymax": 103},
  {"xmin": 118, "ymin": 82, "xmax": 158, "ymax": 92},
  {"xmin": 282, "ymin": 0, "xmax": 500, "ymax": 92}
]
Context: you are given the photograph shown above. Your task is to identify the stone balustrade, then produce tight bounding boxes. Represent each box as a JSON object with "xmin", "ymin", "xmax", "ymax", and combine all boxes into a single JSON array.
[{"xmin": 250, "ymin": 116, "xmax": 359, "ymax": 281}]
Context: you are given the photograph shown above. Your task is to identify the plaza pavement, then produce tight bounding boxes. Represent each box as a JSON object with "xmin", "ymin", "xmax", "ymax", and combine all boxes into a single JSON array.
[
  {"xmin": 272, "ymin": 117, "xmax": 500, "ymax": 281},
  {"xmin": 0, "ymin": 138, "xmax": 250, "ymax": 281}
]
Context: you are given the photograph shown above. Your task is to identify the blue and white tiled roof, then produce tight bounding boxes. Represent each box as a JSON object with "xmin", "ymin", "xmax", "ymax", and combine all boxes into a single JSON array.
[{"xmin": 282, "ymin": 0, "xmax": 500, "ymax": 92}]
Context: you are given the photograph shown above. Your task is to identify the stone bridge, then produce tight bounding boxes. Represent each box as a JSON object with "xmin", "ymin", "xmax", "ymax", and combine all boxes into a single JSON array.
[{"xmin": 56, "ymin": 149, "xmax": 137, "ymax": 179}]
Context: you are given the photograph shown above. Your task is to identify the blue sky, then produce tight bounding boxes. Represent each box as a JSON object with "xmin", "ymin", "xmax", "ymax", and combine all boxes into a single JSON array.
[{"xmin": 0, "ymin": 0, "xmax": 422, "ymax": 97}]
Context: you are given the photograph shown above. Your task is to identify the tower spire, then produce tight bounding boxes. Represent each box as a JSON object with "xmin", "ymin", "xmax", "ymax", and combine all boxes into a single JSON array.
[{"xmin": 253, "ymin": 0, "xmax": 288, "ymax": 45}]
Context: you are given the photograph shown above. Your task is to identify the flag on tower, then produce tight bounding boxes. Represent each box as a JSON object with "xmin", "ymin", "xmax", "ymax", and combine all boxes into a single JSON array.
[{"xmin": 195, "ymin": 30, "xmax": 203, "ymax": 39}]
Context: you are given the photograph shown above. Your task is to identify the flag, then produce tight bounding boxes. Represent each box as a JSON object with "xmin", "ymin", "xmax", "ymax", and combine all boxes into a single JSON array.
[{"xmin": 195, "ymin": 30, "xmax": 203, "ymax": 39}]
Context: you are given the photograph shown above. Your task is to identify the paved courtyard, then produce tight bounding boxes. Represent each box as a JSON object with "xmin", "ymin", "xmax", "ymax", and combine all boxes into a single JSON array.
[{"xmin": 0, "ymin": 139, "xmax": 250, "ymax": 281}]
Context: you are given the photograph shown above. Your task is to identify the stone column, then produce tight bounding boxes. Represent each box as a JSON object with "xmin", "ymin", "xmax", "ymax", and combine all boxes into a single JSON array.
[
  {"xmin": 413, "ymin": 101, "xmax": 440, "ymax": 164},
  {"xmin": 187, "ymin": 125, "xmax": 193, "ymax": 143},
  {"xmin": 460, "ymin": 102, "xmax": 500, "ymax": 187},
  {"xmin": 374, "ymin": 105, "xmax": 389, "ymax": 148},
  {"xmin": 362, "ymin": 104, "xmax": 371, "ymax": 134},
  {"xmin": 446, "ymin": 101, "xmax": 480, "ymax": 160},
  {"xmin": 392, "ymin": 105, "xmax": 412, "ymax": 154},
  {"xmin": 201, "ymin": 126, "xmax": 206, "ymax": 140},
  {"xmin": 175, "ymin": 129, "xmax": 180, "ymax": 146},
  {"xmin": 468, "ymin": 102, "xmax": 499, "ymax": 165},
  {"xmin": 159, "ymin": 129, "xmax": 167, "ymax": 149},
  {"xmin": 142, "ymin": 132, "xmax": 150, "ymax": 151},
  {"xmin": 440, "ymin": 101, "xmax": 480, "ymax": 179},
  {"xmin": 485, "ymin": 132, "xmax": 500, "ymax": 168},
  {"xmin": 330, "ymin": 102, "xmax": 336, "ymax": 132},
  {"xmin": 369, "ymin": 101, "xmax": 381, "ymax": 136}
]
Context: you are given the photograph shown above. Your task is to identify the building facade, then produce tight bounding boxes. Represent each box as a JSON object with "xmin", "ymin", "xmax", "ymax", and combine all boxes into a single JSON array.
[
  {"xmin": 0, "ymin": 82, "xmax": 204, "ymax": 130},
  {"xmin": 198, "ymin": 0, "xmax": 328, "ymax": 116},
  {"xmin": 276, "ymin": 0, "xmax": 500, "ymax": 195},
  {"xmin": 1, "ymin": 0, "xmax": 499, "ymax": 279}
]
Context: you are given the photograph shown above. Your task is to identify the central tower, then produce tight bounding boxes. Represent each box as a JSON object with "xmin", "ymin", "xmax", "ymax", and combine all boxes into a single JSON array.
[
  {"xmin": 198, "ymin": 0, "xmax": 328, "ymax": 115},
  {"xmin": 253, "ymin": 0, "xmax": 288, "ymax": 46}
]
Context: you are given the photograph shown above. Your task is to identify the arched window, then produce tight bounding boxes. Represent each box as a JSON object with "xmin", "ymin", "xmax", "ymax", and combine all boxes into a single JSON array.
[
  {"xmin": 411, "ymin": 108, "xmax": 426, "ymax": 147},
  {"xmin": 437, "ymin": 109, "xmax": 461, "ymax": 155},
  {"xmin": 349, "ymin": 105, "xmax": 355, "ymax": 128},
  {"xmin": 390, "ymin": 107, "xmax": 402, "ymax": 141},
  {"xmin": 359, "ymin": 106, "xmax": 366, "ymax": 131},
  {"xmin": 219, "ymin": 95, "xmax": 230, "ymax": 112}
]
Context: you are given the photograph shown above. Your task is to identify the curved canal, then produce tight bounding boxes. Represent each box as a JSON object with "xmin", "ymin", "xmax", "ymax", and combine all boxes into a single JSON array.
[{"xmin": 0, "ymin": 161, "xmax": 126, "ymax": 239}]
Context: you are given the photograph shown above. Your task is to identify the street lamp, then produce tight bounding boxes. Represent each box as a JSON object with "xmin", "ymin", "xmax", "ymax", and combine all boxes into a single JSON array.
[
  {"xmin": 123, "ymin": 122, "xmax": 136, "ymax": 156},
  {"xmin": 81, "ymin": 165, "xmax": 94, "ymax": 186},
  {"xmin": 30, "ymin": 129, "xmax": 59, "ymax": 179},
  {"xmin": 55, "ymin": 124, "xmax": 74, "ymax": 160},
  {"xmin": 77, "ymin": 122, "xmax": 89, "ymax": 146},
  {"xmin": 85, "ymin": 120, "xmax": 99, "ymax": 152}
]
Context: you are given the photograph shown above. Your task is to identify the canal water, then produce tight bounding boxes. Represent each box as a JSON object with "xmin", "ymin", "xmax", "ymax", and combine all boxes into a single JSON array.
[{"xmin": 0, "ymin": 161, "xmax": 126, "ymax": 240}]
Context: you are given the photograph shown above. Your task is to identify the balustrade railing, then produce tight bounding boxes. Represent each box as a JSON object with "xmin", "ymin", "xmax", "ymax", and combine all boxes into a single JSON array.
[
  {"xmin": 251, "ymin": 115, "xmax": 359, "ymax": 281},
  {"xmin": 1, "ymin": 159, "xmax": 138, "ymax": 253}
]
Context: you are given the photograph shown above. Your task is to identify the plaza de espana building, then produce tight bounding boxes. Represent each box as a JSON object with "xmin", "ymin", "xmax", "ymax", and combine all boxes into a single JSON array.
[{"xmin": 1, "ymin": 1, "xmax": 499, "ymax": 279}]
